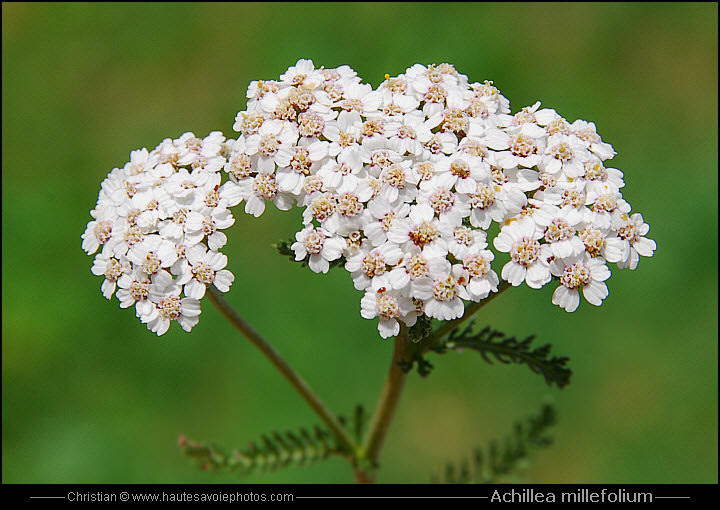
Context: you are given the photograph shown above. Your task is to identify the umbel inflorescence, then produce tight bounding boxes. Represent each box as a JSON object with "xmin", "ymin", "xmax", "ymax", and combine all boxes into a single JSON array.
[{"xmin": 82, "ymin": 60, "xmax": 656, "ymax": 337}]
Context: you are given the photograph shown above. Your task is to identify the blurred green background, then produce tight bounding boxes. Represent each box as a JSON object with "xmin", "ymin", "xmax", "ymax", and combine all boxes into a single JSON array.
[{"xmin": 3, "ymin": 2, "xmax": 717, "ymax": 484}]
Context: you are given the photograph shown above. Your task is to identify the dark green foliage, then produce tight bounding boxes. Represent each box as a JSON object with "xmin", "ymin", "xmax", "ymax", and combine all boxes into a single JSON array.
[
  {"xmin": 397, "ymin": 353, "xmax": 435, "ymax": 377},
  {"xmin": 407, "ymin": 315, "xmax": 433, "ymax": 343},
  {"xmin": 273, "ymin": 239, "xmax": 295, "ymax": 259},
  {"xmin": 403, "ymin": 322, "xmax": 572, "ymax": 389},
  {"xmin": 431, "ymin": 401, "xmax": 556, "ymax": 484},
  {"xmin": 180, "ymin": 406, "xmax": 367, "ymax": 478},
  {"xmin": 273, "ymin": 239, "xmax": 346, "ymax": 271},
  {"xmin": 179, "ymin": 425, "xmax": 341, "ymax": 477},
  {"xmin": 338, "ymin": 404, "xmax": 367, "ymax": 445}
]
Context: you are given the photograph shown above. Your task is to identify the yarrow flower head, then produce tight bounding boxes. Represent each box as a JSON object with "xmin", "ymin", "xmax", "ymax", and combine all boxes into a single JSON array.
[
  {"xmin": 84, "ymin": 60, "xmax": 655, "ymax": 337},
  {"xmin": 82, "ymin": 132, "xmax": 237, "ymax": 335}
]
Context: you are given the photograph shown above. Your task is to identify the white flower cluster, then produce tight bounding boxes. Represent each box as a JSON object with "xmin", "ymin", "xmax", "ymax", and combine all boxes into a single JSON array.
[
  {"xmin": 82, "ymin": 132, "xmax": 238, "ymax": 335},
  {"xmin": 83, "ymin": 59, "xmax": 656, "ymax": 338},
  {"xmin": 224, "ymin": 60, "xmax": 656, "ymax": 338}
]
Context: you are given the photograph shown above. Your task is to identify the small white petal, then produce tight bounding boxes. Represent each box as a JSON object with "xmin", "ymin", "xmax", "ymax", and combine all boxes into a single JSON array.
[
  {"xmin": 308, "ymin": 254, "xmax": 330, "ymax": 274},
  {"xmin": 583, "ymin": 281, "xmax": 608, "ymax": 306},
  {"xmin": 502, "ymin": 262, "xmax": 526, "ymax": 287},
  {"xmin": 184, "ymin": 280, "xmax": 206, "ymax": 300},
  {"xmin": 633, "ymin": 237, "xmax": 656, "ymax": 257},
  {"xmin": 378, "ymin": 319, "xmax": 400, "ymax": 339},
  {"xmin": 553, "ymin": 286, "xmax": 579, "ymax": 312}
]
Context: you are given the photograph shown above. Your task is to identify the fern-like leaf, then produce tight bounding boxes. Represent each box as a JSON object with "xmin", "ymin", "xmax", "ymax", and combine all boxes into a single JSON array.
[
  {"xmin": 179, "ymin": 425, "xmax": 340, "ymax": 477},
  {"xmin": 408, "ymin": 314, "xmax": 433, "ymax": 343},
  {"xmin": 406, "ymin": 322, "xmax": 571, "ymax": 388},
  {"xmin": 431, "ymin": 401, "xmax": 556, "ymax": 484},
  {"xmin": 180, "ymin": 406, "xmax": 367, "ymax": 478}
]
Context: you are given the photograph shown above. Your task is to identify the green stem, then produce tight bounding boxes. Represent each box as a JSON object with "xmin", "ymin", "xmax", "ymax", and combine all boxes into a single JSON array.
[
  {"xmin": 357, "ymin": 325, "xmax": 411, "ymax": 483},
  {"xmin": 206, "ymin": 284, "xmax": 356, "ymax": 456},
  {"xmin": 355, "ymin": 283, "xmax": 514, "ymax": 482}
]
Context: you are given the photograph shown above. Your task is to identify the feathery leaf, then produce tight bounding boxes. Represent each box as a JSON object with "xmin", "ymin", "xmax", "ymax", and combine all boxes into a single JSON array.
[
  {"xmin": 180, "ymin": 406, "xmax": 367, "ymax": 478},
  {"xmin": 432, "ymin": 401, "xmax": 557, "ymax": 484},
  {"xmin": 404, "ymin": 322, "xmax": 572, "ymax": 388}
]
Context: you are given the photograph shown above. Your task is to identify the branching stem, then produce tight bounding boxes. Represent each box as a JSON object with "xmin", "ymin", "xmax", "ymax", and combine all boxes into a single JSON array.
[
  {"xmin": 206, "ymin": 285, "xmax": 356, "ymax": 457},
  {"xmin": 207, "ymin": 280, "xmax": 513, "ymax": 483},
  {"xmin": 357, "ymin": 325, "xmax": 411, "ymax": 483}
]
